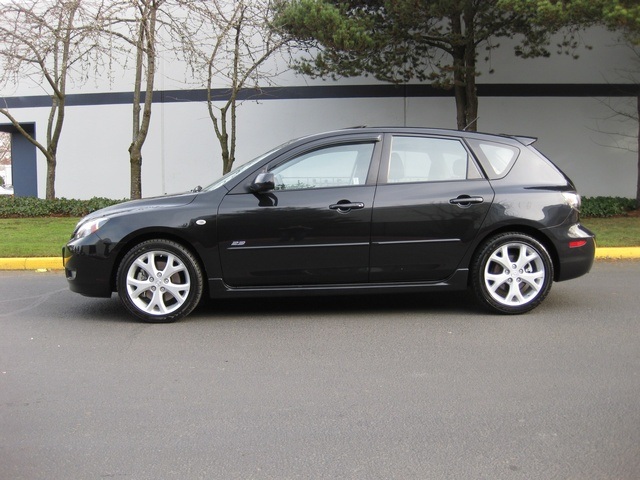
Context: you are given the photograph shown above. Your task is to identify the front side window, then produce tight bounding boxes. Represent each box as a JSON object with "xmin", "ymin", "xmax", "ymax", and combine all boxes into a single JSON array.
[
  {"xmin": 271, "ymin": 143, "xmax": 375, "ymax": 190},
  {"xmin": 387, "ymin": 136, "xmax": 480, "ymax": 183}
]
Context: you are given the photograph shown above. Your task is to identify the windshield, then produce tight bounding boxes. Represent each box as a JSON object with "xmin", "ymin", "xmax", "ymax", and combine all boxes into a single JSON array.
[{"xmin": 202, "ymin": 144, "xmax": 284, "ymax": 192}]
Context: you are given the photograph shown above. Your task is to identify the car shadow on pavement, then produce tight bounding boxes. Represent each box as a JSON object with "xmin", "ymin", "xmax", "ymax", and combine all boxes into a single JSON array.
[
  {"xmin": 192, "ymin": 290, "xmax": 479, "ymax": 320},
  {"xmin": 61, "ymin": 290, "xmax": 480, "ymax": 324},
  {"xmin": 61, "ymin": 296, "xmax": 136, "ymax": 323}
]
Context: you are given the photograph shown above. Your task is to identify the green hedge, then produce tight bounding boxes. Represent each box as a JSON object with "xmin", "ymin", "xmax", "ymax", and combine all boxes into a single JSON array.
[
  {"xmin": 581, "ymin": 196, "xmax": 637, "ymax": 218},
  {"xmin": 0, "ymin": 194, "xmax": 637, "ymax": 219},
  {"xmin": 0, "ymin": 196, "xmax": 125, "ymax": 218}
]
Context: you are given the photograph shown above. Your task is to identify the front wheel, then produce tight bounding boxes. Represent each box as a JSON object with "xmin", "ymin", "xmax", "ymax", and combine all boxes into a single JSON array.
[
  {"xmin": 116, "ymin": 239, "xmax": 203, "ymax": 323},
  {"xmin": 471, "ymin": 233, "xmax": 554, "ymax": 314}
]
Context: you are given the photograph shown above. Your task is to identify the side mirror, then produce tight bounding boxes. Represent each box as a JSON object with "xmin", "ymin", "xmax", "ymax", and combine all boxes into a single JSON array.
[{"xmin": 249, "ymin": 172, "xmax": 275, "ymax": 193}]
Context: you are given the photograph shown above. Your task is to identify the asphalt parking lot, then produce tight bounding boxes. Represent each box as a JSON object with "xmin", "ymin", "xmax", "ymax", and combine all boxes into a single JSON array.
[{"xmin": 1, "ymin": 261, "xmax": 639, "ymax": 479}]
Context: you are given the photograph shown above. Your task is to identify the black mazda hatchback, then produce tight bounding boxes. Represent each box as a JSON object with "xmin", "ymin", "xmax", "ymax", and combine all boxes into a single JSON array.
[{"xmin": 63, "ymin": 127, "xmax": 595, "ymax": 322}]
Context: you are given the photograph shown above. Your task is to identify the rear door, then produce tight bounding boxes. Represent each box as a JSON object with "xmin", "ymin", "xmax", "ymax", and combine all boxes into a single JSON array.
[
  {"xmin": 371, "ymin": 134, "xmax": 495, "ymax": 282},
  {"xmin": 217, "ymin": 137, "xmax": 381, "ymax": 287}
]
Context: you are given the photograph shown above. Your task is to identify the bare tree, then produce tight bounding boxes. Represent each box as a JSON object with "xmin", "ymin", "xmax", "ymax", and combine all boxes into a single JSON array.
[
  {"xmin": 605, "ymin": 63, "xmax": 640, "ymax": 209},
  {"xmin": 95, "ymin": 0, "xmax": 168, "ymax": 199},
  {"xmin": 0, "ymin": 0, "xmax": 104, "ymax": 199},
  {"xmin": 184, "ymin": 0, "xmax": 291, "ymax": 174},
  {"xmin": 0, "ymin": 132, "xmax": 10, "ymax": 166},
  {"xmin": 591, "ymin": 53, "xmax": 640, "ymax": 207},
  {"xmin": 100, "ymin": 0, "xmax": 206, "ymax": 198},
  {"xmin": 0, "ymin": 131, "xmax": 10, "ymax": 185},
  {"xmin": 126, "ymin": 0, "xmax": 163, "ymax": 200}
]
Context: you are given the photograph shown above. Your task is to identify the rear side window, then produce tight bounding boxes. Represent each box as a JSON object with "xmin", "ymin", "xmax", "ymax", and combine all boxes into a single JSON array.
[
  {"xmin": 468, "ymin": 140, "xmax": 520, "ymax": 179},
  {"xmin": 386, "ymin": 136, "xmax": 481, "ymax": 183}
]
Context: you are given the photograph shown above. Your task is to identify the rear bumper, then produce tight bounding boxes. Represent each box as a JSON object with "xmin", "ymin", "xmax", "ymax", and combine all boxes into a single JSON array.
[{"xmin": 547, "ymin": 223, "xmax": 596, "ymax": 282}]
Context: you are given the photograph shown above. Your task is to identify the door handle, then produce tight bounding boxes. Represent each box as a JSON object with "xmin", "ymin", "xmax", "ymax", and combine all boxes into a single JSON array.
[
  {"xmin": 329, "ymin": 201, "xmax": 365, "ymax": 212},
  {"xmin": 449, "ymin": 195, "xmax": 484, "ymax": 207}
]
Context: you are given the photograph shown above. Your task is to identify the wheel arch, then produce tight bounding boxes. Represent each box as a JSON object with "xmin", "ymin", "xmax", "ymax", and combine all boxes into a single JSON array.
[
  {"xmin": 109, "ymin": 230, "xmax": 209, "ymax": 296},
  {"xmin": 468, "ymin": 225, "xmax": 560, "ymax": 285}
]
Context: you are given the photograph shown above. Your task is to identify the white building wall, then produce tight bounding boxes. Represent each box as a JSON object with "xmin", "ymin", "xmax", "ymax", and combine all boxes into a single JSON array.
[
  {"xmin": 32, "ymin": 93, "xmax": 640, "ymax": 200},
  {"xmin": 1, "ymin": 27, "xmax": 637, "ymax": 199},
  {"xmin": 447, "ymin": 96, "xmax": 637, "ymax": 197}
]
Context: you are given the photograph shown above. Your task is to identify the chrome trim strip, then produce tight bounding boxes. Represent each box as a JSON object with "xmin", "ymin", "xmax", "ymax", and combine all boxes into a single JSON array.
[
  {"xmin": 373, "ymin": 239, "xmax": 460, "ymax": 246},
  {"xmin": 227, "ymin": 242, "xmax": 369, "ymax": 251}
]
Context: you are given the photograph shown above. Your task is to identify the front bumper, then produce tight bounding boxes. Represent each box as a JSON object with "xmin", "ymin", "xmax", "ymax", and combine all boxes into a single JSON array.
[{"xmin": 62, "ymin": 236, "xmax": 117, "ymax": 298}]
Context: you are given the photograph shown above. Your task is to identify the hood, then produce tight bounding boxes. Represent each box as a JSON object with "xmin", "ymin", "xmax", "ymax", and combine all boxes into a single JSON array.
[{"xmin": 83, "ymin": 192, "xmax": 198, "ymax": 221}]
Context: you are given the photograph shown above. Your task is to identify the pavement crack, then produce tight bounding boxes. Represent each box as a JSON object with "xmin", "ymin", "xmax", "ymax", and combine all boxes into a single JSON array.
[{"xmin": 0, "ymin": 287, "xmax": 68, "ymax": 318}]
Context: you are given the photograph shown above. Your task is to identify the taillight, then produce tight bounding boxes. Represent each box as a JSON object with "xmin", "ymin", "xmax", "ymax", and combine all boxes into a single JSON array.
[{"xmin": 569, "ymin": 240, "xmax": 587, "ymax": 248}]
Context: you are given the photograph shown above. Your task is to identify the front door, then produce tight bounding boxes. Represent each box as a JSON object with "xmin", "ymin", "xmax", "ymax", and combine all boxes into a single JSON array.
[{"xmin": 218, "ymin": 141, "xmax": 379, "ymax": 287}]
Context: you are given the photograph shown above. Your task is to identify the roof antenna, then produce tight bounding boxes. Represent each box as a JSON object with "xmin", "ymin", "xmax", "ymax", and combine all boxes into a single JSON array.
[{"xmin": 463, "ymin": 117, "xmax": 479, "ymax": 131}]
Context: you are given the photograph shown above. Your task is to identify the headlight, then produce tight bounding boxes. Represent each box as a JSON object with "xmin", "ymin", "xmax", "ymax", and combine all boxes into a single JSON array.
[
  {"xmin": 73, "ymin": 217, "xmax": 108, "ymax": 240},
  {"xmin": 562, "ymin": 192, "xmax": 581, "ymax": 211}
]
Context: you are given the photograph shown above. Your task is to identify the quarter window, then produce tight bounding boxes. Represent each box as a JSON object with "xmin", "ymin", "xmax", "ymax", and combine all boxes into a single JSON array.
[
  {"xmin": 387, "ymin": 136, "xmax": 480, "ymax": 183},
  {"xmin": 467, "ymin": 140, "xmax": 520, "ymax": 179},
  {"xmin": 270, "ymin": 143, "xmax": 375, "ymax": 190}
]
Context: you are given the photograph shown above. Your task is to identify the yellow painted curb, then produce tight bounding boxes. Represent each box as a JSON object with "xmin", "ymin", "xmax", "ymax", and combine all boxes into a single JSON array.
[
  {"xmin": 0, "ymin": 257, "xmax": 63, "ymax": 271},
  {"xmin": 594, "ymin": 247, "xmax": 640, "ymax": 259}
]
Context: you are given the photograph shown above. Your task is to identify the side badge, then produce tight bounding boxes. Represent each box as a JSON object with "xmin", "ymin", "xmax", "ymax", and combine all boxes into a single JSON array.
[{"xmin": 195, "ymin": 219, "xmax": 207, "ymax": 226}]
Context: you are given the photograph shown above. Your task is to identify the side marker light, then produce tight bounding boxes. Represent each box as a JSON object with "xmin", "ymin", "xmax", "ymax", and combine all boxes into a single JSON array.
[{"xmin": 569, "ymin": 240, "xmax": 587, "ymax": 248}]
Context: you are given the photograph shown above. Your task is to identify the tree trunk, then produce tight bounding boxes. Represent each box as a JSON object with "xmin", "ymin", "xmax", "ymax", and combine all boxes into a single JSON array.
[
  {"xmin": 463, "ymin": 4, "xmax": 478, "ymax": 132},
  {"xmin": 129, "ymin": 1, "xmax": 158, "ymax": 199},
  {"xmin": 221, "ymin": 129, "xmax": 231, "ymax": 174},
  {"xmin": 45, "ymin": 94, "xmax": 65, "ymax": 200},
  {"xmin": 129, "ymin": 147, "xmax": 142, "ymax": 199},
  {"xmin": 450, "ymin": 10, "xmax": 479, "ymax": 132},
  {"xmin": 458, "ymin": 56, "xmax": 479, "ymax": 131},
  {"xmin": 453, "ymin": 55, "xmax": 479, "ymax": 131},
  {"xmin": 453, "ymin": 57, "xmax": 468, "ymax": 131},
  {"xmin": 45, "ymin": 152, "xmax": 56, "ymax": 201},
  {"xmin": 636, "ymin": 95, "xmax": 640, "ymax": 208}
]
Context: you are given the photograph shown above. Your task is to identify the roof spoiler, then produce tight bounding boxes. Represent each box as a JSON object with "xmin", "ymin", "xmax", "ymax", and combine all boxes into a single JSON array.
[{"xmin": 510, "ymin": 135, "xmax": 537, "ymax": 146}]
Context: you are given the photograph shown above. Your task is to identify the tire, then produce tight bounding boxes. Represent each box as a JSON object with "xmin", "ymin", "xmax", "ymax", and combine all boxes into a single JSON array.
[
  {"xmin": 116, "ymin": 239, "xmax": 203, "ymax": 323},
  {"xmin": 471, "ymin": 233, "xmax": 554, "ymax": 314}
]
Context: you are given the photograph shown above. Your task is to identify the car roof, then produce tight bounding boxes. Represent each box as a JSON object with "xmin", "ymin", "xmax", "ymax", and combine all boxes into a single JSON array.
[{"xmin": 298, "ymin": 126, "xmax": 537, "ymax": 148}]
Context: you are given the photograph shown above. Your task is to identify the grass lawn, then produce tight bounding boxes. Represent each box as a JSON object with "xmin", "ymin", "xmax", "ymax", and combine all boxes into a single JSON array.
[
  {"xmin": 0, "ymin": 215, "xmax": 638, "ymax": 258},
  {"xmin": 0, "ymin": 217, "xmax": 80, "ymax": 257},
  {"xmin": 581, "ymin": 216, "xmax": 640, "ymax": 248}
]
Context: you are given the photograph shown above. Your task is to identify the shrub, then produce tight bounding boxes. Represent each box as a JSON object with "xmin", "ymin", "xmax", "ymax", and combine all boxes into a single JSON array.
[
  {"xmin": 0, "ymin": 196, "xmax": 125, "ymax": 218},
  {"xmin": 1, "ymin": 194, "xmax": 637, "ymax": 219},
  {"xmin": 581, "ymin": 196, "xmax": 637, "ymax": 218}
]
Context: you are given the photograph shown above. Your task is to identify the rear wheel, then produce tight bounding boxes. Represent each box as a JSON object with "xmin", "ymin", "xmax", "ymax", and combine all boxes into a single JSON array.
[
  {"xmin": 116, "ymin": 239, "xmax": 203, "ymax": 323},
  {"xmin": 471, "ymin": 233, "xmax": 553, "ymax": 314}
]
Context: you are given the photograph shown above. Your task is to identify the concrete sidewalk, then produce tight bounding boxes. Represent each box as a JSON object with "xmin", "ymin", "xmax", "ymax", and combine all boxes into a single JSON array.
[{"xmin": 1, "ymin": 247, "xmax": 639, "ymax": 271}]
